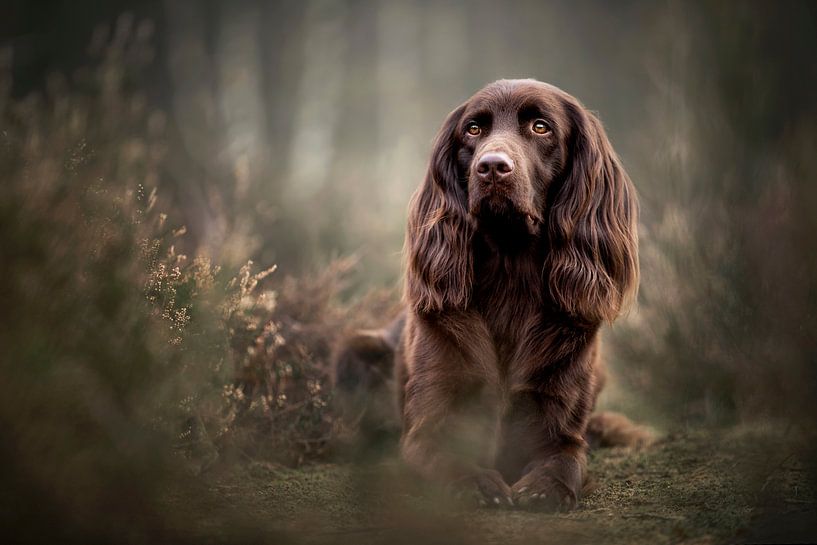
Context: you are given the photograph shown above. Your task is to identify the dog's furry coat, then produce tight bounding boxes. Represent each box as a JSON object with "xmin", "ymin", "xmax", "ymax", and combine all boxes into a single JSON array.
[{"xmin": 335, "ymin": 79, "xmax": 650, "ymax": 510}]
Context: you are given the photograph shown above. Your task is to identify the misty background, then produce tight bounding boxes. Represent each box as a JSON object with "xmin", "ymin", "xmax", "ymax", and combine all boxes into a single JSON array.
[
  {"xmin": 1, "ymin": 0, "xmax": 816, "ymax": 542},
  {"xmin": 7, "ymin": 0, "xmax": 815, "ymax": 423}
]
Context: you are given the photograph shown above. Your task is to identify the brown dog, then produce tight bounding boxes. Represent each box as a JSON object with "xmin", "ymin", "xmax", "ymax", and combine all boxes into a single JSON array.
[{"xmin": 335, "ymin": 79, "xmax": 649, "ymax": 511}]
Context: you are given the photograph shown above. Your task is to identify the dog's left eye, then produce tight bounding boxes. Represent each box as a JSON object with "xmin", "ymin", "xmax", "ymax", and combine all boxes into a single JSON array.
[{"xmin": 531, "ymin": 119, "xmax": 551, "ymax": 135}]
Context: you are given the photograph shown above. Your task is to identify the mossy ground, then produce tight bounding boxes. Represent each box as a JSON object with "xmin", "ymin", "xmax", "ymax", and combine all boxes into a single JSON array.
[{"xmin": 166, "ymin": 424, "xmax": 817, "ymax": 544}]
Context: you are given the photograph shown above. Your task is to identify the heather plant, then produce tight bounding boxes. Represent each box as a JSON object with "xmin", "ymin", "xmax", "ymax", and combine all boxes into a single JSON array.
[
  {"xmin": 0, "ymin": 16, "xmax": 398, "ymax": 541},
  {"xmin": 223, "ymin": 257, "xmax": 398, "ymax": 465}
]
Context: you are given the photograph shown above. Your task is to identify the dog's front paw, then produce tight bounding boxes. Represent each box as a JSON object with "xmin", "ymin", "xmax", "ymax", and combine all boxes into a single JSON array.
[
  {"xmin": 451, "ymin": 468, "xmax": 514, "ymax": 508},
  {"xmin": 512, "ymin": 470, "xmax": 577, "ymax": 512}
]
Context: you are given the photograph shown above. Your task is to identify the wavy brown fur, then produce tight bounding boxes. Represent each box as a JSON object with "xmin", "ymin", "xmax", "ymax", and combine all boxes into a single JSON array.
[{"xmin": 335, "ymin": 79, "xmax": 643, "ymax": 511}]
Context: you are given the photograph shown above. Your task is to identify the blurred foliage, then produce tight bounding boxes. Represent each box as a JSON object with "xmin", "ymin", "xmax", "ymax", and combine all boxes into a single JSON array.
[
  {"xmin": 607, "ymin": 1, "xmax": 817, "ymax": 428},
  {"xmin": 224, "ymin": 257, "xmax": 397, "ymax": 466},
  {"xmin": 0, "ymin": 17, "xmax": 396, "ymax": 541}
]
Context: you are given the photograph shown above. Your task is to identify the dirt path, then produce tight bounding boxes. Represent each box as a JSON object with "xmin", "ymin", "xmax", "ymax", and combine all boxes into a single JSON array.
[{"xmin": 170, "ymin": 426, "xmax": 816, "ymax": 544}]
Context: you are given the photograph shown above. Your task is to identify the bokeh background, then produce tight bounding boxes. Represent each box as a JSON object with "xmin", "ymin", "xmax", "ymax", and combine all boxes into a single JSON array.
[{"xmin": 2, "ymin": 0, "xmax": 816, "ymax": 543}]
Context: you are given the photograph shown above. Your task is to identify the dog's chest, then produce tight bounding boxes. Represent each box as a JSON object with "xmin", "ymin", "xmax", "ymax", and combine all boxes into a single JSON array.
[
  {"xmin": 474, "ymin": 288, "xmax": 548, "ymax": 393},
  {"xmin": 475, "ymin": 258, "xmax": 543, "ymax": 348}
]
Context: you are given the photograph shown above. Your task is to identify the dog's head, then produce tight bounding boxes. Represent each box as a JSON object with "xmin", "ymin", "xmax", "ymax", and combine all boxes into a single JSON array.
[
  {"xmin": 405, "ymin": 79, "xmax": 638, "ymax": 323},
  {"xmin": 456, "ymin": 80, "xmax": 566, "ymax": 238}
]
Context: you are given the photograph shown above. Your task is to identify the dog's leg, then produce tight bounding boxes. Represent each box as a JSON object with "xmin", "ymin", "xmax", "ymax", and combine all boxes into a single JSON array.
[
  {"xmin": 401, "ymin": 372, "xmax": 513, "ymax": 507},
  {"xmin": 498, "ymin": 388, "xmax": 589, "ymax": 512},
  {"xmin": 585, "ymin": 411, "xmax": 654, "ymax": 449},
  {"xmin": 500, "ymin": 331, "xmax": 598, "ymax": 512},
  {"xmin": 400, "ymin": 315, "xmax": 513, "ymax": 507}
]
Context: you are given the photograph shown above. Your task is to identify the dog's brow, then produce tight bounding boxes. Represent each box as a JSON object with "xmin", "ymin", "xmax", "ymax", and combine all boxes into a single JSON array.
[
  {"xmin": 463, "ymin": 108, "xmax": 492, "ymax": 126},
  {"xmin": 517, "ymin": 99, "xmax": 551, "ymax": 119}
]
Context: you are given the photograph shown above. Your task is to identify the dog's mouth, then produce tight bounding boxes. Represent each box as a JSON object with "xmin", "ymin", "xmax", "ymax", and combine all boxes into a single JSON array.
[{"xmin": 471, "ymin": 195, "xmax": 542, "ymax": 236}]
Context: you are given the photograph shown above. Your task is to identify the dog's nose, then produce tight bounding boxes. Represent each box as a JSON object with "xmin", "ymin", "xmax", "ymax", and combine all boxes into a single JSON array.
[{"xmin": 476, "ymin": 152, "xmax": 514, "ymax": 180}]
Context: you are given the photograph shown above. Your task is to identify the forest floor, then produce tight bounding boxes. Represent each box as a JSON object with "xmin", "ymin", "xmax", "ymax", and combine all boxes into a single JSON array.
[{"xmin": 169, "ymin": 425, "xmax": 817, "ymax": 545}]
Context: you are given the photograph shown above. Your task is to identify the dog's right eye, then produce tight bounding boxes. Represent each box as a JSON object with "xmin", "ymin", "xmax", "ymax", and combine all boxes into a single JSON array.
[{"xmin": 465, "ymin": 122, "xmax": 481, "ymax": 136}]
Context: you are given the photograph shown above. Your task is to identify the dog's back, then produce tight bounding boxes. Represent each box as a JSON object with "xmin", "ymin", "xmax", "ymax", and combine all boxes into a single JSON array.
[{"xmin": 332, "ymin": 312, "xmax": 406, "ymax": 444}]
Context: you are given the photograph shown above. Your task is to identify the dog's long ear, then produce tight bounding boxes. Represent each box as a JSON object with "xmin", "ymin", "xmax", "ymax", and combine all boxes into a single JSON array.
[
  {"xmin": 404, "ymin": 103, "xmax": 472, "ymax": 314},
  {"xmin": 545, "ymin": 101, "xmax": 639, "ymax": 324}
]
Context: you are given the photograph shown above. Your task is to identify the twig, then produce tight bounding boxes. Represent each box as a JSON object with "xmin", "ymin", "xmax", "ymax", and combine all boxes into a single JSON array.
[
  {"xmin": 760, "ymin": 452, "xmax": 796, "ymax": 492},
  {"xmin": 621, "ymin": 512, "xmax": 684, "ymax": 521},
  {"xmin": 314, "ymin": 525, "xmax": 393, "ymax": 536}
]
